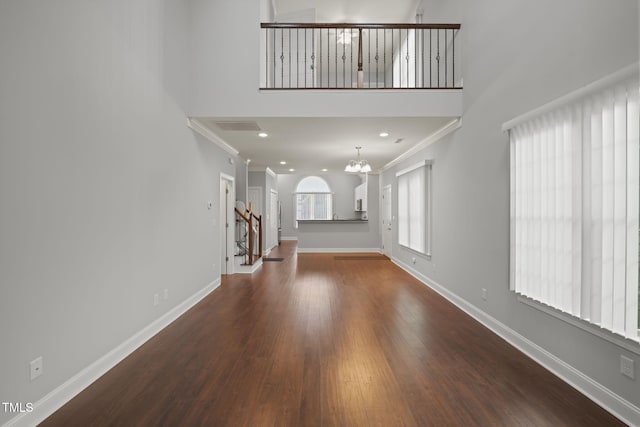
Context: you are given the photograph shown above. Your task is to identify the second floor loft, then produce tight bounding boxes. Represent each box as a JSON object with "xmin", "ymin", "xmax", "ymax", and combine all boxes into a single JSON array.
[{"xmin": 260, "ymin": 23, "xmax": 462, "ymax": 90}]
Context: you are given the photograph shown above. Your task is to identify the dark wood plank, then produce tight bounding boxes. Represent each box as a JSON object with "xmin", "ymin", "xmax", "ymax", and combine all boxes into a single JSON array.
[{"xmin": 41, "ymin": 242, "xmax": 624, "ymax": 427}]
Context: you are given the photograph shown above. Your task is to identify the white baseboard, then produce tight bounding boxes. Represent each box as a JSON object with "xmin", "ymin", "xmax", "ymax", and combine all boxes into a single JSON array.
[
  {"xmin": 390, "ymin": 257, "xmax": 640, "ymax": 427},
  {"xmin": 280, "ymin": 236, "xmax": 298, "ymax": 241},
  {"xmin": 297, "ymin": 247, "xmax": 381, "ymax": 253},
  {"xmin": 4, "ymin": 279, "xmax": 222, "ymax": 427}
]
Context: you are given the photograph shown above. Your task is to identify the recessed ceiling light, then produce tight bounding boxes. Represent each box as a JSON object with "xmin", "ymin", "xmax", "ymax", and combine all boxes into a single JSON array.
[
  {"xmin": 321, "ymin": 168, "xmax": 328, "ymax": 172},
  {"xmin": 280, "ymin": 161, "xmax": 287, "ymax": 165},
  {"xmin": 258, "ymin": 132, "xmax": 268, "ymax": 138},
  {"xmin": 379, "ymin": 132, "xmax": 389, "ymax": 137},
  {"xmin": 289, "ymin": 168, "xmax": 295, "ymax": 172}
]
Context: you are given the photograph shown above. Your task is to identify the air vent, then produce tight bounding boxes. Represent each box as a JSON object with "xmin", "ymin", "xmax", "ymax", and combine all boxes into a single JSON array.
[{"xmin": 212, "ymin": 121, "xmax": 261, "ymax": 131}]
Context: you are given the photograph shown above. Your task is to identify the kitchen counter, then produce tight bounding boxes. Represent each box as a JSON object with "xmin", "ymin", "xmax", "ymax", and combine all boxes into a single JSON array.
[{"xmin": 298, "ymin": 219, "xmax": 368, "ymax": 224}]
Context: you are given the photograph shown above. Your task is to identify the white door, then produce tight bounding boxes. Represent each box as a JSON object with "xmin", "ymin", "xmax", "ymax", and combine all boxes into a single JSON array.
[
  {"xmin": 247, "ymin": 187, "xmax": 264, "ymax": 255},
  {"xmin": 270, "ymin": 190, "xmax": 279, "ymax": 250},
  {"xmin": 247, "ymin": 187, "xmax": 263, "ymax": 216},
  {"xmin": 220, "ymin": 175, "xmax": 234, "ymax": 275},
  {"xmin": 382, "ymin": 185, "xmax": 392, "ymax": 257}
]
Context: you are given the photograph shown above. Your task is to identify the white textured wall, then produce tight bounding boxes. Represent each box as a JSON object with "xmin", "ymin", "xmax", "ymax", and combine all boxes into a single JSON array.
[
  {"xmin": 383, "ymin": 0, "xmax": 640, "ymax": 417},
  {"xmin": 0, "ymin": 1, "xmax": 234, "ymax": 424}
]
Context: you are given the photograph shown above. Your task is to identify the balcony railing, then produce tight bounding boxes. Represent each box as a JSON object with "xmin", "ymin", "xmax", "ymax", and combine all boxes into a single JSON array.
[{"xmin": 260, "ymin": 23, "xmax": 462, "ymax": 90}]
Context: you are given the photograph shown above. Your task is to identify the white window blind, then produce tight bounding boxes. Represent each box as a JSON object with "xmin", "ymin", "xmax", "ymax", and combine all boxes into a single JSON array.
[
  {"xmin": 397, "ymin": 161, "xmax": 431, "ymax": 255},
  {"xmin": 296, "ymin": 193, "xmax": 332, "ymax": 220},
  {"xmin": 508, "ymin": 68, "xmax": 639, "ymax": 341}
]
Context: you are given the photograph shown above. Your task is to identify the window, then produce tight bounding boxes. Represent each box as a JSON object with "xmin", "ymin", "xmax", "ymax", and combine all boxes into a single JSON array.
[
  {"xmin": 397, "ymin": 160, "xmax": 432, "ymax": 255},
  {"xmin": 507, "ymin": 66, "xmax": 639, "ymax": 341},
  {"xmin": 295, "ymin": 176, "xmax": 332, "ymax": 225}
]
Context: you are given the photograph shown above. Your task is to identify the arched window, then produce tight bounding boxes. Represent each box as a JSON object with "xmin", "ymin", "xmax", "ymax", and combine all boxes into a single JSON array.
[{"xmin": 295, "ymin": 176, "xmax": 333, "ymax": 223}]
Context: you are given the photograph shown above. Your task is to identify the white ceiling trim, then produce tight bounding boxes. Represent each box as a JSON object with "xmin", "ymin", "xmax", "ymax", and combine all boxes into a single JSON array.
[
  {"xmin": 187, "ymin": 118, "xmax": 239, "ymax": 157},
  {"xmin": 381, "ymin": 118, "xmax": 461, "ymax": 172}
]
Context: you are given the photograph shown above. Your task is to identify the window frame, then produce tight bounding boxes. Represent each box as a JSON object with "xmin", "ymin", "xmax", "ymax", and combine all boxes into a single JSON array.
[
  {"xmin": 505, "ymin": 65, "xmax": 639, "ymax": 344},
  {"xmin": 293, "ymin": 176, "xmax": 334, "ymax": 227}
]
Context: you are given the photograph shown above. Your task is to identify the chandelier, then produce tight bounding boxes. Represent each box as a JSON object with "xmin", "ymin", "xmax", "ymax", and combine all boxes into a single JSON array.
[{"xmin": 344, "ymin": 146, "xmax": 372, "ymax": 173}]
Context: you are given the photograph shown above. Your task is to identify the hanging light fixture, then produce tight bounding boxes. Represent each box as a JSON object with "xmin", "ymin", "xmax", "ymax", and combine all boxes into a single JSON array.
[{"xmin": 344, "ymin": 146, "xmax": 372, "ymax": 173}]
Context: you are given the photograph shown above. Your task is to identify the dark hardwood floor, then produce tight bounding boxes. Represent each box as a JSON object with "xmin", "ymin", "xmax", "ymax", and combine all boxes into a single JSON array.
[{"xmin": 42, "ymin": 242, "xmax": 623, "ymax": 426}]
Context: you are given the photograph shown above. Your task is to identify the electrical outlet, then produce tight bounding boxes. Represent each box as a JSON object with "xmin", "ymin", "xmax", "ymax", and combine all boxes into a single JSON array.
[
  {"xmin": 153, "ymin": 294, "xmax": 159, "ymax": 306},
  {"xmin": 621, "ymin": 355, "xmax": 635, "ymax": 379},
  {"xmin": 412, "ymin": 257, "xmax": 416, "ymax": 265},
  {"xmin": 482, "ymin": 288, "xmax": 488, "ymax": 301},
  {"xmin": 163, "ymin": 289, "xmax": 169, "ymax": 300},
  {"xmin": 30, "ymin": 357, "xmax": 43, "ymax": 381}
]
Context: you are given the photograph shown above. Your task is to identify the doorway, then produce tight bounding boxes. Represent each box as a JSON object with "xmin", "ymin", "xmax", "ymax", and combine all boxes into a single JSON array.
[
  {"xmin": 220, "ymin": 174, "xmax": 235, "ymax": 275},
  {"xmin": 269, "ymin": 189, "xmax": 279, "ymax": 250},
  {"xmin": 382, "ymin": 184, "xmax": 392, "ymax": 258}
]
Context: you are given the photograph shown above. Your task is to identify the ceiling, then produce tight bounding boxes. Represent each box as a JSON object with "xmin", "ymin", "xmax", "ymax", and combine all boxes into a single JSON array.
[
  {"xmin": 274, "ymin": 0, "xmax": 420, "ymax": 23},
  {"xmin": 194, "ymin": 117, "xmax": 454, "ymax": 174}
]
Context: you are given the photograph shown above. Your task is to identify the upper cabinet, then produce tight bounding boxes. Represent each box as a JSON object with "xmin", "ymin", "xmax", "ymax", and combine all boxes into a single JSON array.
[{"xmin": 355, "ymin": 183, "xmax": 367, "ymax": 212}]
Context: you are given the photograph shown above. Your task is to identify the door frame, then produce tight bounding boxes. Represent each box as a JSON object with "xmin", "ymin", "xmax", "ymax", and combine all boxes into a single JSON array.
[
  {"xmin": 382, "ymin": 184, "xmax": 393, "ymax": 258},
  {"xmin": 220, "ymin": 173, "xmax": 235, "ymax": 275}
]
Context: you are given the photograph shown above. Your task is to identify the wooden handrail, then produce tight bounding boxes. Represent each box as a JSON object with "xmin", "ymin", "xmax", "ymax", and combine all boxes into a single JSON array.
[
  {"xmin": 234, "ymin": 208, "xmax": 263, "ymax": 264},
  {"xmin": 234, "ymin": 208, "xmax": 254, "ymax": 265},
  {"xmin": 261, "ymin": 23, "xmax": 461, "ymax": 30},
  {"xmin": 234, "ymin": 208, "xmax": 249, "ymax": 223}
]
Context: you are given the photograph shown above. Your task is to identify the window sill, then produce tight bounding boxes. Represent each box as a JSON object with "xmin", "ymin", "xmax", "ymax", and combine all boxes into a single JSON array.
[
  {"xmin": 398, "ymin": 243, "xmax": 431, "ymax": 260},
  {"xmin": 517, "ymin": 295, "xmax": 640, "ymax": 356}
]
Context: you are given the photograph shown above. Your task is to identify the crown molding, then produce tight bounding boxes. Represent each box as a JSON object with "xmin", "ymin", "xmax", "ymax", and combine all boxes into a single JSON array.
[
  {"xmin": 381, "ymin": 118, "xmax": 461, "ymax": 172},
  {"xmin": 187, "ymin": 118, "xmax": 239, "ymax": 157}
]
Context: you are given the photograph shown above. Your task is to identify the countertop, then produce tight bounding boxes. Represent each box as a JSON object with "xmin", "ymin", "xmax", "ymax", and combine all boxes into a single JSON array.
[{"xmin": 297, "ymin": 219, "xmax": 368, "ymax": 224}]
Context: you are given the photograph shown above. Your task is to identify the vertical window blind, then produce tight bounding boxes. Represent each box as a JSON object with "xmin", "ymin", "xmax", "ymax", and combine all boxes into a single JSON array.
[
  {"xmin": 397, "ymin": 160, "xmax": 431, "ymax": 255},
  {"xmin": 508, "ymin": 67, "xmax": 639, "ymax": 341}
]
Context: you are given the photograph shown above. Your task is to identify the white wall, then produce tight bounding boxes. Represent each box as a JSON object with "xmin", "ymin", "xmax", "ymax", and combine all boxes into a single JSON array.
[
  {"xmin": 382, "ymin": 0, "xmax": 640, "ymax": 421},
  {"xmin": 0, "ymin": 1, "xmax": 234, "ymax": 424}
]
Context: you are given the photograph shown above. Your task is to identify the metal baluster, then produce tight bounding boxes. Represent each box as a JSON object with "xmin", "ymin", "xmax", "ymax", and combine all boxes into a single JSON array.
[
  {"xmin": 319, "ymin": 28, "xmax": 322, "ymax": 87},
  {"xmin": 421, "ymin": 28, "xmax": 425, "ymax": 88},
  {"xmin": 437, "ymin": 29, "xmax": 440, "ymax": 87},
  {"xmin": 391, "ymin": 29, "xmax": 394, "ymax": 87},
  {"xmin": 281, "ymin": 29, "xmax": 284, "ymax": 88},
  {"xmin": 368, "ymin": 28, "xmax": 371, "ymax": 88},
  {"xmin": 429, "ymin": 29, "xmax": 432, "ymax": 88},
  {"xmin": 406, "ymin": 28, "xmax": 409, "ymax": 88},
  {"xmin": 327, "ymin": 28, "xmax": 330, "ymax": 87},
  {"xmin": 304, "ymin": 29, "xmax": 307, "ymax": 88},
  {"xmin": 288, "ymin": 28, "xmax": 291, "ymax": 89},
  {"xmin": 311, "ymin": 29, "xmax": 315, "ymax": 88},
  {"xmin": 334, "ymin": 27, "xmax": 338, "ymax": 88},
  {"xmin": 342, "ymin": 29, "xmax": 346, "ymax": 88},
  {"xmin": 444, "ymin": 28, "xmax": 447, "ymax": 87},
  {"xmin": 452, "ymin": 29, "xmax": 455, "ymax": 87},
  {"xmin": 375, "ymin": 29, "xmax": 379, "ymax": 88},
  {"xmin": 296, "ymin": 29, "xmax": 299, "ymax": 88},
  {"xmin": 350, "ymin": 28, "xmax": 353, "ymax": 88},
  {"xmin": 413, "ymin": 28, "xmax": 418, "ymax": 89},
  {"xmin": 383, "ymin": 29, "xmax": 386, "ymax": 88}
]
